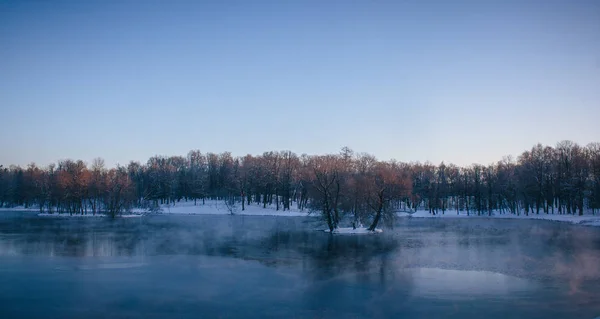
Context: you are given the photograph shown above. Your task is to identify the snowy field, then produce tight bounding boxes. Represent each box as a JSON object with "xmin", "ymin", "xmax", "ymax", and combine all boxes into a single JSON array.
[
  {"xmin": 132, "ymin": 200, "xmax": 310, "ymax": 217},
  {"xmin": 0, "ymin": 200, "xmax": 310, "ymax": 217}
]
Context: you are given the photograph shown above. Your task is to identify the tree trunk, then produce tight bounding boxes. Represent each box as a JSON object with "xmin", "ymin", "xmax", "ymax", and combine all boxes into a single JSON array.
[
  {"xmin": 368, "ymin": 210, "xmax": 382, "ymax": 231},
  {"xmin": 368, "ymin": 196, "xmax": 384, "ymax": 231}
]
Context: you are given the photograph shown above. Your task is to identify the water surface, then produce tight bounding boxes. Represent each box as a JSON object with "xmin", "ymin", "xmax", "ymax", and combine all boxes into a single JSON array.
[{"xmin": 1, "ymin": 212, "xmax": 599, "ymax": 319}]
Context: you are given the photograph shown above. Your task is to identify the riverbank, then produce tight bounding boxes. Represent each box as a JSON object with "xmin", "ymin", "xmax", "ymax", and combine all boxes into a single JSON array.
[
  {"xmin": 134, "ymin": 200, "xmax": 309, "ymax": 217},
  {"xmin": 400, "ymin": 210, "xmax": 600, "ymax": 226},
  {"xmin": 2, "ymin": 201, "xmax": 600, "ymax": 227},
  {"xmin": 36, "ymin": 213, "xmax": 142, "ymax": 218}
]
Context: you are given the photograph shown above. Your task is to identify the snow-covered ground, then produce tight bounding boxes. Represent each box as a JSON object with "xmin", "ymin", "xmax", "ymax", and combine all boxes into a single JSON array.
[
  {"xmin": 133, "ymin": 200, "xmax": 310, "ymax": 217},
  {"xmin": 399, "ymin": 210, "xmax": 600, "ymax": 227},
  {"xmin": 2, "ymin": 202, "xmax": 600, "ymax": 227},
  {"xmin": 0, "ymin": 200, "xmax": 310, "ymax": 217},
  {"xmin": 0, "ymin": 207, "xmax": 143, "ymax": 218},
  {"xmin": 0, "ymin": 207, "xmax": 38, "ymax": 212}
]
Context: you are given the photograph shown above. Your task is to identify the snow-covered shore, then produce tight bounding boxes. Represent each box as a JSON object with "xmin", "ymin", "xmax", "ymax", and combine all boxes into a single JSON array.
[
  {"xmin": 0, "ymin": 200, "xmax": 310, "ymax": 217},
  {"xmin": 146, "ymin": 201, "xmax": 600, "ymax": 227},
  {"xmin": 131, "ymin": 200, "xmax": 310, "ymax": 217},
  {"xmin": 399, "ymin": 210, "xmax": 600, "ymax": 227},
  {"xmin": 2, "ymin": 201, "xmax": 600, "ymax": 227},
  {"xmin": 36, "ymin": 213, "xmax": 142, "ymax": 218}
]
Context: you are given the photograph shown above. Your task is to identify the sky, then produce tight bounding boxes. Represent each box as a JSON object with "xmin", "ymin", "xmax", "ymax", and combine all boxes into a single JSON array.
[{"xmin": 1, "ymin": 0, "xmax": 599, "ymax": 168}]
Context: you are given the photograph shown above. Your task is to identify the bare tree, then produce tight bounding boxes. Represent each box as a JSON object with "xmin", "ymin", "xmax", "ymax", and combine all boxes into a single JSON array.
[
  {"xmin": 365, "ymin": 162, "xmax": 411, "ymax": 231},
  {"xmin": 309, "ymin": 155, "xmax": 344, "ymax": 232}
]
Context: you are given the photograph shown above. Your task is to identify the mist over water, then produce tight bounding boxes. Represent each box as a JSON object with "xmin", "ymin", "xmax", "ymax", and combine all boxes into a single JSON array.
[{"xmin": 0, "ymin": 213, "xmax": 599, "ymax": 319}]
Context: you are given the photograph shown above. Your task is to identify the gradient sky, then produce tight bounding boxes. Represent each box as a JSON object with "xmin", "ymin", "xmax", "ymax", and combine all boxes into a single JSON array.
[{"xmin": 1, "ymin": 0, "xmax": 599, "ymax": 168}]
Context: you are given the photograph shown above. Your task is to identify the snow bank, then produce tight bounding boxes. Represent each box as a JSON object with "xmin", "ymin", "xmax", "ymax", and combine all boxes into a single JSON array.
[
  {"xmin": 399, "ymin": 210, "xmax": 600, "ymax": 227},
  {"xmin": 1, "ymin": 201, "xmax": 309, "ymax": 218},
  {"xmin": 324, "ymin": 227, "xmax": 383, "ymax": 235},
  {"xmin": 140, "ymin": 200, "xmax": 310, "ymax": 217},
  {"xmin": 0, "ymin": 206, "xmax": 37, "ymax": 212},
  {"xmin": 6, "ymin": 202, "xmax": 600, "ymax": 227}
]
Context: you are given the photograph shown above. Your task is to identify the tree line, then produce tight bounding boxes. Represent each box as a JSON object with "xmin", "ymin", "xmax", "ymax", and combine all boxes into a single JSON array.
[{"xmin": 0, "ymin": 141, "xmax": 599, "ymax": 229}]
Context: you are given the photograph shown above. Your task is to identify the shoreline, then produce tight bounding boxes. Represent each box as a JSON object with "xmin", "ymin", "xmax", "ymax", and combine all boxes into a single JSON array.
[
  {"xmin": 2, "ymin": 203, "xmax": 600, "ymax": 227},
  {"xmin": 401, "ymin": 210, "xmax": 600, "ymax": 227}
]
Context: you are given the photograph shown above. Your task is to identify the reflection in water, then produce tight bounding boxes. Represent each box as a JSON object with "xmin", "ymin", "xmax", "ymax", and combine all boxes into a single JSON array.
[
  {"xmin": 0, "ymin": 213, "xmax": 600, "ymax": 318},
  {"xmin": 407, "ymin": 268, "xmax": 533, "ymax": 299},
  {"xmin": 55, "ymin": 262, "xmax": 147, "ymax": 271}
]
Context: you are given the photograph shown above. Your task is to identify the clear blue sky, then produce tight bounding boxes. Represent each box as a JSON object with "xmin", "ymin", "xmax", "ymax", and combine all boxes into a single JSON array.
[{"xmin": 1, "ymin": 0, "xmax": 599, "ymax": 167}]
